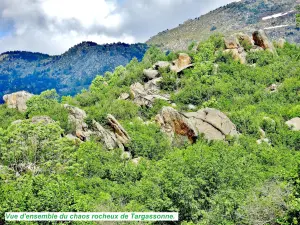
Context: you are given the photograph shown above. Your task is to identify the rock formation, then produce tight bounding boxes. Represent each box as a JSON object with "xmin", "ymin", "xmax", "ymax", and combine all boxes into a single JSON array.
[
  {"xmin": 170, "ymin": 53, "xmax": 194, "ymax": 73},
  {"xmin": 107, "ymin": 114, "xmax": 131, "ymax": 146},
  {"xmin": 223, "ymin": 30, "xmax": 279, "ymax": 64},
  {"xmin": 119, "ymin": 93, "xmax": 130, "ymax": 100},
  {"xmin": 156, "ymin": 107, "xmax": 238, "ymax": 142},
  {"xmin": 143, "ymin": 69, "xmax": 160, "ymax": 80},
  {"xmin": 64, "ymin": 104, "xmax": 130, "ymax": 150},
  {"xmin": 130, "ymin": 81, "xmax": 170, "ymax": 107},
  {"xmin": 224, "ymin": 35, "xmax": 240, "ymax": 49},
  {"xmin": 236, "ymin": 33, "xmax": 254, "ymax": 47},
  {"xmin": 3, "ymin": 91, "xmax": 34, "ymax": 112},
  {"xmin": 252, "ymin": 30, "xmax": 277, "ymax": 54},
  {"xmin": 153, "ymin": 61, "xmax": 171, "ymax": 70},
  {"xmin": 223, "ymin": 35, "xmax": 247, "ymax": 64},
  {"xmin": 286, "ymin": 118, "xmax": 300, "ymax": 131}
]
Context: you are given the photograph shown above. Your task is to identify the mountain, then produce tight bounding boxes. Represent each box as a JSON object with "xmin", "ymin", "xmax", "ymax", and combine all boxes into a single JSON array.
[
  {"xmin": 147, "ymin": 0, "xmax": 300, "ymax": 50},
  {"xmin": 0, "ymin": 42, "xmax": 148, "ymax": 103}
]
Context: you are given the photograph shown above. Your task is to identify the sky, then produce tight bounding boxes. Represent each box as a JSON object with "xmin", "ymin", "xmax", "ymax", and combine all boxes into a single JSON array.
[{"xmin": 0, "ymin": 0, "xmax": 239, "ymax": 55}]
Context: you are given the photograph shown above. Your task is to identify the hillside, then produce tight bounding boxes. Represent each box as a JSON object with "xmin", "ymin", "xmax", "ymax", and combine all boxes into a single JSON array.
[
  {"xmin": 1, "ymin": 32, "xmax": 300, "ymax": 224},
  {"xmin": 147, "ymin": 0, "xmax": 300, "ymax": 50},
  {"xmin": 0, "ymin": 42, "xmax": 147, "ymax": 103}
]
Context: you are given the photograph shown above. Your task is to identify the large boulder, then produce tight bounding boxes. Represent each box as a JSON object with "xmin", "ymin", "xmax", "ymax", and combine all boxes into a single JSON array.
[
  {"xmin": 3, "ymin": 91, "xmax": 34, "ymax": 112},
  {"xmin": 130, "ymin": 82, "xmax": 170, "ymax": 107},
  {"xmin": 155, "ymin": 107, "xmax": 197, "ymax": 142},
  {"xmin": 286, "ymin": 118, "xmax": 300, "ymax": 131},
  {"xmin": 64, "ymin": 104, "xmax": 130, "ymax": 150},
  {"xmin": 170, "ymin": 53, "xmax": 193, "ymax": 73},
  {"xmin": 153, "ymin": 61, "xmax": 171, "ymax": 70},
  {"xmin": 236, "ymin": 33, "xmax": 254, "ymax": 47},
  {"xmin": 107, "ymin": 114, "xmax": 130, "ymax": 146},
  {"xmin": 143, "ymin": 69, "xmax": 159, "ymax": 80},
  {"xmin": 224, "ymin": 35, "xmax": 240, "ymax": 49},
  {"xmin": 185, "ymin": 108, "xmax": 238, "ymax": 140},
  {"xmin": 64, "ymin": 104, "xmax": 89, "ymax": 140},
  {"xmin": 156, "ymin": 107, "xmax": 238, "ymax": 142},
  {"xmin": 252, "ymin": 30, "xmax": 277, "ymax": 54},
  {"xmin": 91, "ymin": 120, "xmax": 125, "ymax": 150}
]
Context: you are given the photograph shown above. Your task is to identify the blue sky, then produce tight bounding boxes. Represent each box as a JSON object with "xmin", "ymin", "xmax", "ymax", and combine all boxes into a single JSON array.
[{"xmin": 0, "ymin": 0, "xmax": 238, "ymax": 54}]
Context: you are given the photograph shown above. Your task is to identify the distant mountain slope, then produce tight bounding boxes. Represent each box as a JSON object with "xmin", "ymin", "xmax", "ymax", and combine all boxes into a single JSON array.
[
  {"xmin": 147, "ymin": 0, "xmax": 300, "ymax": 50},
  {"xmin": 0, "ymin": 42, "xmax": 147, "ymax": 102}
]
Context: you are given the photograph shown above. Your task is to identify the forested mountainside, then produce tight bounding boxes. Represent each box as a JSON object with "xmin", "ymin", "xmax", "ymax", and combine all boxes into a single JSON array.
[
  {"xmin": 147, "ymin": 0, "xmax": 300, "ymax": 50},
  {"xmin": 1, "ymin": 31, "xmax": 300, "ymax": 224},
  {"xmin": 0, "ymin": 42, "xmax": 147, "ymax": 103}
]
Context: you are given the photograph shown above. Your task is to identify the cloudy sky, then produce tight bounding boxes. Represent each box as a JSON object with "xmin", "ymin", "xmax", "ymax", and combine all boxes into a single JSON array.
[{"xmin": 0, "ymin": 0, "xmax": 239, "ymax": 55}]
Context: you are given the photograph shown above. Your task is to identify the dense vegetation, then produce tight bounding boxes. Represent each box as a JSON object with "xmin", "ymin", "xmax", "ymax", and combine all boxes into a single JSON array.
[
  {"xmin": 0, "ymin": 42, "xmax": 147, "ymax": 103},
  {"xmin": 0, "ymin": 35, "xmax": 300, "ymax": 224}
]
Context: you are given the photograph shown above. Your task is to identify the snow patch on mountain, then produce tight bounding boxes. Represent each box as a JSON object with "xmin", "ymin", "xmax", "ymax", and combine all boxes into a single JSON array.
[{"xmin": 262, "ymin": 10, "xmax": 295, "ymax": 21}]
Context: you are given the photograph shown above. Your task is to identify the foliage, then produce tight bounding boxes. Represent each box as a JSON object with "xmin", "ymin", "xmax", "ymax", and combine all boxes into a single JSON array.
[
  {"xmin": 26, "ymin": 89, "xmax": 73, "ymax": 133},
  {"xmin": 124, "ymin": 119, "xmax": 171, "ymax": 160},
  {"xmin": 0, "ymin": 39, "xmax": 300, "ymax": 225}
]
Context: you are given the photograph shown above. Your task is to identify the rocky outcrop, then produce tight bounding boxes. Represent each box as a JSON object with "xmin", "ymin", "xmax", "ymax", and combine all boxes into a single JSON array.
[
  {"xmin": 153, "ymin": 61, "xmax": 171, "ymax": 70},
  {"xmin": 286, "ymin": 118, "xmax": 300, "ymax": 131},
  {"xmin": 64, "ymin": 104, "xmax": 130, "ymax": 150},
  {"xmin": 143, "ymin": 69, "xmax": 159, "ymax": 80},
  {"xmin": 156, "ymin": 107, "xmax": 238, "ymax": 142},
  {"xmin": 170, "ymin": 53, "xmax": 194, "ymax": 73},
  {"xmin": 3, "ymin": 91, "xmax": 34, "ymax": 112},
  {"xmin": 224, "ymin": 35, "xmax": 240, "ymax": 49},
  {"xmin": 130, "ymin": 81, "xmax": 170, "ymax": 107},
  {"xmin": 107, "ymin": 114, "xmax": 130, "ymax": 146},
  {"xmin": 91, "ymin": 120, "xmax": 125, "ymax": 150},
  {"xmin": 236, "ymin": 33, "xmax": 254, "ymax": 47},
  {"xmin": 156, "ymin": 107, "xmax": 197, "ymax": 142},
  {"xmin": 223, "ymin": 34, "xmax": 247, "ymax": 64},
  {"xmin": 252, "ymin": 30, "xmax": 277, "ymax": 54},
  {"xmin": 64, "ymin": 104, "xmax": 89, "ymax": 141}
]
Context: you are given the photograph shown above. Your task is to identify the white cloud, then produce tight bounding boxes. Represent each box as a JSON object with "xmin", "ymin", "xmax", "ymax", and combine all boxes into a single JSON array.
[
  {"xmin": 41, "ymin": 0, "xmax": 120, "ymax": 28},
  {"xmin": 0, "ymin": 0, "xmax": 238, "ymax": 55}
]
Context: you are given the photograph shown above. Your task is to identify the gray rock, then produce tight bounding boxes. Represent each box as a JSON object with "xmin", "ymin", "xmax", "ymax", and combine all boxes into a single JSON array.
[
  {"xmin": 286, "ymin": 118, "xmax": 300, "ymax": 131},
  {"xmin": 143, "ymin": 69, "xmax": 160, "ymax": 80},
  {"xmin": 119, "ymin": 93, "xmax": 130, "ymax": 100},
  {"xmin": 156, "ymin": 107, "xmax": 238, "ymax": 142},
  {"xmin": 91, "ymin": 120, "xmax": 124, "ymax": 150},
  {"xmin": 107, "ymin": 114, "xmax": 131, "ymax": 146},
  {"xmin": 64, "ymin": 104, "xmax": 89, "ymax": 140},
  {"xmin": 153, "ymin": 61, "xmax": 171, "ymax": 70},
  {"xmin": 130, "ymin": 81, "xmax": 170, "ymax": 107},
  {"xmin": 3, "ymin": 91, "xmax": 34, "ymax": 112}
]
